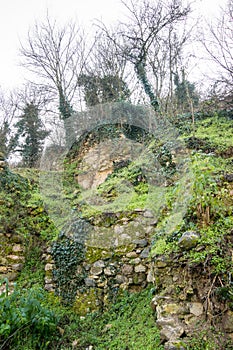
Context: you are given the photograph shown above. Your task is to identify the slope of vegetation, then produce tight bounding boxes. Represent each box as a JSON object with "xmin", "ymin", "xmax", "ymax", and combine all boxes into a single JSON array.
[{"xmin": 0, "ymin": 110, "xmax": 233, "ymax": 349}]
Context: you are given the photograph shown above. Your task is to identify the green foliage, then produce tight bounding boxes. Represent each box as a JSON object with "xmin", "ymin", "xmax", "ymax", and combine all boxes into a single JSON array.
[
  {"xmin": 215, "ymin": 286, "xmax": 233, "ymax": 304},
  {"xmin": 186, "ymin": 217, "xmax": 233, "ymax": 273},
  {"xmin": 0, "ymin": 168, "xmax": 58, "ymax": 240},
  {"xmin": 135, "ymin": 60, "xmax": 159, "ymax": 111},
  {"xmin": 152, "ymin": 143, "xmax": 177, "ymax": 178},
  {"xmin": 169, "ymin": 112, "xmax": 202, "ymax": 134},
  {"xmin": 151, "ymin": 118, "xmax": 233, "ymax": 256},
  {"xmin": 78, "ymin": 74, "xmax": 130, "ymax": 107},
  {"xmin": 51, "ymin": 238, "xmax": 86, "ymax": 304},
  {"xmin": 17, "ymin": 244, "xmax": 45, "ymax": 288},
  {"xmin": 14, "ymin": 102, "xmax": 49, "ymax": 167},
  {"xmin": 187, "ymin": 153, "xmax": 233, "ymax": 225},
  {"xmin": 58, "ymin": 90, "xmax": 74, "ymax": 120},
  {"xmin": 0, "ymin": 168, "xmax": 31, "ymax": 235},
  {"xmin": 0, "ymin": 282, "xmax": 58, "ymax": 349},
  {"xmin": 184, "ymin": 330, "xmax": 233, "ymax": 350},
  {"xmin": 194, "ymin": 115, "xmax": 233, "ymax": 152},
  {"xmin": 68, "ymin": 136, "xmax": 178, "ymax": 222},
  {"xmin": 94, "ymin": 289, "xmax": 163, "ymax": 350},
  {"xmin": 57, "ymin": 288, "xmax": 163, "ymax": 349}
]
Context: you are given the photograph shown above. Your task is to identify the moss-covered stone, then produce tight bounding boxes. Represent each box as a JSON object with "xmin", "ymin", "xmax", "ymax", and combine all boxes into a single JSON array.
[
  {"xmin": 85, "ymin": 246, "xmax": 112, "ymax": 263},
  {"xmin": 73, "ymin": 288, "xmax": 102, "ymax": 315}
]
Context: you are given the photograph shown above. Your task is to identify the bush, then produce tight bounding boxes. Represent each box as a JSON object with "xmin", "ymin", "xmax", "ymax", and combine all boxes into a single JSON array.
[{"xmin": 0, "ymin": 280, "xmax": 59, "ymax": 349}]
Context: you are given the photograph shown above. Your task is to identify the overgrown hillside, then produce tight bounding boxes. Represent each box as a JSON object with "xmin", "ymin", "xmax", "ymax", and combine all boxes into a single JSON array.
[{"xmin": 0, "ymin": 111, "xmax": 233, "ymax": 349}]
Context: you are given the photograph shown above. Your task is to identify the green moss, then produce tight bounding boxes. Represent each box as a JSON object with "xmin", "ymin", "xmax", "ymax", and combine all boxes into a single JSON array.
[
  {"xmin": 0, "ymin": 236, "xmax": 14, "ymax": 256},
  {"xmin": 85, "ymin": 246, "xmax": 112, "ymax": 263},
  {"xmin": 113, "ymin": 244, "xmax": 136, "ymax": 256},
  {"xmin": 73, "ymin": 288, "xmax": 101, "ymax": 315},
  {"xmin": 151, "ymin": 238, "xmax": 169, "ymax": 256}
]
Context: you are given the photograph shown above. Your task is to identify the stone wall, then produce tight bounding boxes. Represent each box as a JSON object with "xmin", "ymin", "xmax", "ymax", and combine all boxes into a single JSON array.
[
  {"xmin": 44, "ymin": 218, "xmax": 233, "ymax": 348},
  {"xmin": 44, "ymin": 209, "xmax": 156, "ymax": 312},
  {"xmin": 0, "ymin": 156, "xmax": 26, "ymax": 293},
  {"xmin": 151, "ymin": 254, "xmax": 233, "ymax": 349},
  {"xmin": 0, "ymin": 233, "xmax": 25, "ymax": 293},
  {"xmin": 0, "ymin": 152, "xmax": 7, "ymax": 172}
]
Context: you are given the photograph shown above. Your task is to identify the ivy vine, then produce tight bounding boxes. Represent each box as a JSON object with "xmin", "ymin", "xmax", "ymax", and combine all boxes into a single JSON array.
[{"xmin": 51, "ymin": 238, "xmax": 86, "ymax": 304}]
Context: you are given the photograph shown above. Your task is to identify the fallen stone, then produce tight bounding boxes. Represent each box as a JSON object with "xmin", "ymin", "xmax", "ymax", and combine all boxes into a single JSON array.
[
  {"xmin": 45, "ymin": 284, "xmax": 54, "ymax": 292},
  {"xmin": 184, "ymin": 314, "xmax": 197, "ymax": 326},
  {"xmin": 178, "ymin": 231, "xmax": 199, "ymax": 250},
  {"xmin": 114, "ymin": 225, "xmax": 124, "ymax": 234},
  {"xmin": 119, "ymin": 233, "xmax": 131, "ymax": 243},
  {"xmin": 45, "ymin": 277, "xmax": 53, "ymax": 284},
  {"xmin": 159, "ymin": 321, "xmax": 185, "ymax": 341},
  {"xmin": 164, "ymin": 340, "xmax": 186, "ymax": 350},
  {"xmin": 147, "ymin": 269, "xmax": 154, "ymax": 283},
  {"xmin": 158, "ymin": 303, "xmax": 182, "ymax": 316},
  {"xmin": 115, "ymin": 275, "xmax": 126, "ymax": 284}
]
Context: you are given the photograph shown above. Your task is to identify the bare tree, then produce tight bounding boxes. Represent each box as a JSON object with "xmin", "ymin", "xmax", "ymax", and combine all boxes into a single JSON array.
[
  {"xmin": 100, "ymin": 0, "xmax": 191, "ymax": 111},
  {"xmin": 201, "ymin": 1, "xmax": 233, "ymax": 96},
  {"xmin": 88, "ymin": 32, "xmax": 129, "ymax": 81},
  {"xmin": 20, "ymin": 16, "xmax": 93, "ymax": 140},
  {"xmin": 146, "ymin": 17, "xmax": 194, "ymax": 113},
  {"xmin": 0, "ymin": 88, "xmax": 18, "ymax": 158},
  {"xmin": 15, "ymin": 83, "xmax": 54, "ymax": 114}
]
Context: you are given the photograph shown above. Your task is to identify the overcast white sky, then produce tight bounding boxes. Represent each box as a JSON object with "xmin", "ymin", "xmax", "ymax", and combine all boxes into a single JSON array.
[{"xmin": 0, "ymin": 0, "xmax": 226, "ymax": 91}]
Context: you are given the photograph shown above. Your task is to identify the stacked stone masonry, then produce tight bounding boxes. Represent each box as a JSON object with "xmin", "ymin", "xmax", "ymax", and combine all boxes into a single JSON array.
[{"xmin": 0, "ymin": 233, "xmax": 25, "ymax": 294}]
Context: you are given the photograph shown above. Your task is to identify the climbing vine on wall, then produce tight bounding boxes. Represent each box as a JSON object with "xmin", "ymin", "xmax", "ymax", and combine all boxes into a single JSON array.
[{"xmin": 51, "ymin": 238, "xmax": 86, "ymax": 304}]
